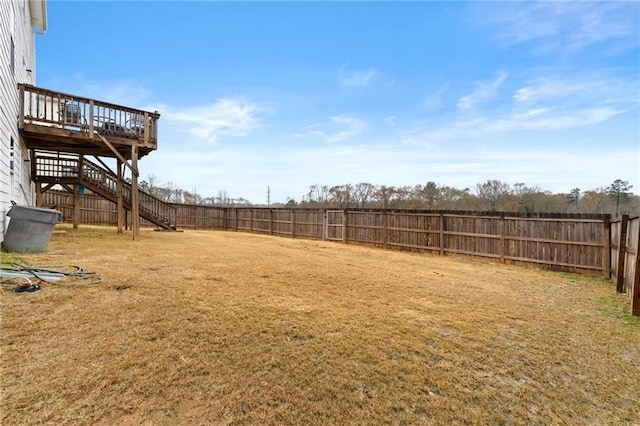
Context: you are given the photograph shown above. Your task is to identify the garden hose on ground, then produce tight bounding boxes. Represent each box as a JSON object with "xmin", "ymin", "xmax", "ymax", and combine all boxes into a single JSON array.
[
  {"xmin": 0, "ymin": 259, "xmax": 102, "ymax": 291},
  {"xmin": 0, "ymin": 276, "xmax": 41, "ymax": 292}
]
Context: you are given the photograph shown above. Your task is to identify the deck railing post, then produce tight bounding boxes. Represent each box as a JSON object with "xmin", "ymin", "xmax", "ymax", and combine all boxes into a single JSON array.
[
  {"xmin": 143, "ymin": 112, "xmax": 149, "ymax": 145},
  {"xmin": 88, "ymin": 100, "xmax": 94, "ymax": 137}
]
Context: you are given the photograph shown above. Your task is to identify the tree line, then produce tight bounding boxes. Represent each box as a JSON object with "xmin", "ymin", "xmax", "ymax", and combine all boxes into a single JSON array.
[{"xmin": 138, "ymin": 175, "xmax": 638, "ymax": 216}]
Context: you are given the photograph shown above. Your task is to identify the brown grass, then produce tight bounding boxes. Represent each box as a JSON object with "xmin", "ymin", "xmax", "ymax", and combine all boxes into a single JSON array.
[{"xmin": 1, "ymin": 224, "xmax": 639, "ymax": 425}]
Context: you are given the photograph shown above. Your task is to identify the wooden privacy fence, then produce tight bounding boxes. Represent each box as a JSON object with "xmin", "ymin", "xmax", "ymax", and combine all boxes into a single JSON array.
[
  {"xmin": 610, "ymin": 216, "xmax": 640, "ymax": 315},
  {"xmin": 40, "ymin": 191, "xmax": 639, "ymax": 315}
]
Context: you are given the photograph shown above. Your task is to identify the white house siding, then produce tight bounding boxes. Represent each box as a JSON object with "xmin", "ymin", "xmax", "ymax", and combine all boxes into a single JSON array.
[{"xmin": 0, "ymin": 0, "xmax": 43, "ymax": 243}]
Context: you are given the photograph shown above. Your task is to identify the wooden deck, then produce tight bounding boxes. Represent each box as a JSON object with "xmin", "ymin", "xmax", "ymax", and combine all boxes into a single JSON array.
[{"xmin": 18, "ymin": 84, "xmax": 160, "ymax": 159}]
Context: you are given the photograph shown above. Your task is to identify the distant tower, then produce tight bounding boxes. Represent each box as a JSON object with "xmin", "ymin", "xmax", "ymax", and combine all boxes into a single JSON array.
[{"xmin": 267, "ymin": 186, "xmax": 271, "ymax": 206}]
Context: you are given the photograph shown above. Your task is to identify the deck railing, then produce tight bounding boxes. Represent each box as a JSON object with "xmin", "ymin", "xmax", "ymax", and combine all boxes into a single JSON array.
[{"xmin": 19, "ymin": 84, "xmax": 160, "ymax": 146}]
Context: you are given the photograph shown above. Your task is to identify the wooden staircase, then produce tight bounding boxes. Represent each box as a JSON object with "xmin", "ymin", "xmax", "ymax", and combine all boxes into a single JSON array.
[{"xmin": 33, "ymin": 152, "xmax": 176, "ymax": 230}]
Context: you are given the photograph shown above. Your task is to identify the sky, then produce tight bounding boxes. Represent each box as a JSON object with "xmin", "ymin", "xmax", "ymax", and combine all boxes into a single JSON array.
[{"xmin": 36, "ymin": 1, "xmax": 639, "ymax": 204}]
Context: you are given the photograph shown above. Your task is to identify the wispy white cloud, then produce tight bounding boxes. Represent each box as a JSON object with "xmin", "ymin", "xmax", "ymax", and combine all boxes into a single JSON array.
[
  {"xmin": 308, "ymin": 115, "xmax": 367, "ymax": 144},
  {"xmin": 402, "ymin": 106, "xmax": 625, "ymax": 145},
  {"xmin": 457, "ymin": 71, "xmax": 508, "ymax": 110},
  {"xmin": 160, "ymin": 98, "xmax": 269, "ymax": 143},
  {"xmin": 420, "ymin": 84, "xmax": 449, "ymax": 110},
  {"xmin": 339, "ymin": 67, "xmax": 380, "ymax": 87},
  {"xmin": 513, "ymin": 75, "xmax": 639, "ymax": 105},
  {"xmin": 474, "ymin": 2, "xmax": 640, "ymax": 54}
]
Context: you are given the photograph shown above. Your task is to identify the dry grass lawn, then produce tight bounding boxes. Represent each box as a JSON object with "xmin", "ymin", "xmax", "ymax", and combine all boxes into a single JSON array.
[{"xmin": 1, "ymin": 224, "xmax": 639, "ymax": 425}]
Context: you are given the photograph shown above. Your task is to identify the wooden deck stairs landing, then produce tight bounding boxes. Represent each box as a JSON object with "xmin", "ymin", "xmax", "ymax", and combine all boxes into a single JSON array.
[{"xmin": 33, "ymin": 152, "xmax": 176, "ymax": 231}]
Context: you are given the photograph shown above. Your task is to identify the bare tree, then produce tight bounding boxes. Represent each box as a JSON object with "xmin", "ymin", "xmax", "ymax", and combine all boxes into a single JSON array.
[
  {"xmin": 475, "ymin": 180, "xmax": 512, "ymax": 211},
  {"xmin": 352, "ymin": 182, "xmax": 375, "ymax": 208},
  {"xmin": 329, "ymin": 184, "xmax": 353, "ymax": 208},
  {"xmin": 304, "ymin": 184, "xmax": 330, "ymax": 207}
]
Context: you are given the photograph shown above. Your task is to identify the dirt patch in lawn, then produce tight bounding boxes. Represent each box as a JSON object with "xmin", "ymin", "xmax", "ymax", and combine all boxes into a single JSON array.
[{"xmin": 1, "ymin": 225, "xmax": 639, "ymax": 425}]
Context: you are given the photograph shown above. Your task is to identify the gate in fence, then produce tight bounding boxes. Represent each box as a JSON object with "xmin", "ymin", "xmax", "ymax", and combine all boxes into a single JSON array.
[{"xmin": 324, "ymin": 210, "xmax": 344, "ymax": 241}]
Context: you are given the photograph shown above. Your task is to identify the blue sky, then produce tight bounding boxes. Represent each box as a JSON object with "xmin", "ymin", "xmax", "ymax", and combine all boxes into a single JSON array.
[{"xmin": 37, "ymin": 1, "xmax": 639, "ymax": 204}]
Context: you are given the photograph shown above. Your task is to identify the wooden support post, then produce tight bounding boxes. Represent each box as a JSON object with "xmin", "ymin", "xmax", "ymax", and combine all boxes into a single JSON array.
[
  {"xmin": 269, "ymin": 209, "xmax": 273, "ymax": 235},
  {"xmin": 73, "ymin": 184, "xmax": 80, "ymax": 229},
  {"xmin": 116, "ymin": 159, "xmax": 124, "ymax": 234},
  {"xmin": 78, "ymin": 154, "xmax": 84, "ymax": 180},
  {"xmin": 633, "ymin": 229, "xmax": 640, "ymax": 316},
  {"xmin": 35, "ymin": 183, "xmax": 42, "ymax": 207},
  {"xmin": 131, "ymin": 146, "xmax": 139, "ymax": 241},
  {"xmin": 30, "ymin": 150, "xmax": 36, "ymax": 180},
  {"xmin": 616, "ymin": 215, "xmax": 629, "ymax": 292},
  {"xmin": 603, "ymin": 216, "xmax": 611, "ymax": 279},
  {"xmin": 249, "ymin": 209, "xmax": 253, "ymax": 233}
]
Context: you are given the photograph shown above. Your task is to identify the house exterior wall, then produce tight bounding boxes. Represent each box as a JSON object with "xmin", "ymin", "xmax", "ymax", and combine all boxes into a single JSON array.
[{"xmin": 0, "ymin": 0, "xmax": 45, "ymax": 243}]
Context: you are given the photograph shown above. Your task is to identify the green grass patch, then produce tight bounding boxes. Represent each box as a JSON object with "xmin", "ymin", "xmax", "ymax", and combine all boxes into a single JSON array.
[{"xmin": 597, "ymin": 295, "xmax": 640, "ymax": 328}]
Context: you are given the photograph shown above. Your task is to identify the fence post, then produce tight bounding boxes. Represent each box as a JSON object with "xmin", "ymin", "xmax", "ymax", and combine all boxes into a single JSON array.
[
  {"xmin": 382, "ymin": 210, "xmax": 388, "ymax": 249},
  {"xmin": 249, "ymin": 209, "xmax": 253, "ymax": 233},
  {"xmin": 616, "ymin": 215, "xmax": 629, "ymax": 292},
  {"xmin": 291, "ymin": 210, "xmax": 296, "ymax": 238},
  {"xmin": 234, "ymin": 208, "xmax": 238, "ymax": 231},
  {"xmin": 222, "ymin": 208, "xmax": 227, "ymax": 230},
  {"xmin": 633, "ymin": 228, "xmax": 640, "ymax": 316},
  {"xmin": 603, "ymin": 215, "xmax": 611, "ymax": 279},
  {"xmin": 323, "ymin": 210, "xmax": 327, "ymax": 241},
  {"xmin": 499, "ymin": 213, "xmax": 505, "ymax": 263},
  {"xmin": 439, "ymin": 213, "xmax": 445, "ymax": 256},
  {"xmin": 269, "ymin": 209, "xmax": 273, "ymax": 235},
  {"xmin": 342, "ymin": 209, "xmax": 348, "ymax": 243}
]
